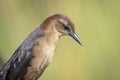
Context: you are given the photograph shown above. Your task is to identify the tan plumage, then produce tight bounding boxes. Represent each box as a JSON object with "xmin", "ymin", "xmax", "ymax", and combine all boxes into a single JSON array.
[{"xmin": 0, "ymin": 14, "xmax": 82, "ymax": 80}]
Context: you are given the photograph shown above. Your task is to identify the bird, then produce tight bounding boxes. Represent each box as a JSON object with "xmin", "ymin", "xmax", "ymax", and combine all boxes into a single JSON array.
[{"xmin": 0, "ymin": 14, "xmax": 82, "ymax": 80}]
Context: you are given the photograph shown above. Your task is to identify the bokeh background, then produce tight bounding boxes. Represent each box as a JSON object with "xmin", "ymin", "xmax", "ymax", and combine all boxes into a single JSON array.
[{"xmin": 0, "ymin": 0, "xmax": 120, "ymax": 80}]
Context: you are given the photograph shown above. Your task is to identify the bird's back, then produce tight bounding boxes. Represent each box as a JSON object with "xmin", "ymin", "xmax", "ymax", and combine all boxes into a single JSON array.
[{"xmin": 0, "ymin": 27, "xmax": 44, "ymax": 80}]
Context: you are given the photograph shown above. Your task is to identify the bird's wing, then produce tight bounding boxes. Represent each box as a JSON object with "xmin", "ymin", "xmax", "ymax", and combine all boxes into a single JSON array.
[
  {"xmin": 0, "ymin": 27, "xmax": 44, "ymax": 80},
  {"xmin": 5, "ymin": 47, "xmax": 33, "ymax": 80}
]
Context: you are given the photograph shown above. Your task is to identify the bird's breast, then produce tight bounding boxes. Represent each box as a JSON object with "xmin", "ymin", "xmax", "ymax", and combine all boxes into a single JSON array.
[
  {"xmin": 31, "ymin": 37, "xmax": 58, "ymax": 68},
  {"xmin": 23, "ymin": 35, "xmax": 59, "ymax": 80}
]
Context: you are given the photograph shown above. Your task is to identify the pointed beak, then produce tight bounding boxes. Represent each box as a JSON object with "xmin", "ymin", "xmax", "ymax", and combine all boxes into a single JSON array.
[{"xmin": 69, "ymin": 32, "xmax": 82, "ymax": 46}]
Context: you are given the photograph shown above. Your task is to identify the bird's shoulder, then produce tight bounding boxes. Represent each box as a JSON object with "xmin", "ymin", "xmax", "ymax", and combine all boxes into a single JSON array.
[{"xmin": 0, "ymin": 26, "xmax": 44, "ymax": 80}]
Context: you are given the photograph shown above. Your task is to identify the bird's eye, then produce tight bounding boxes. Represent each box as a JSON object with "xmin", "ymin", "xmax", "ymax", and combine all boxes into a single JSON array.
[{"xmin": 63, "ymin": 24, "xmax": 70, "ymax": 31}]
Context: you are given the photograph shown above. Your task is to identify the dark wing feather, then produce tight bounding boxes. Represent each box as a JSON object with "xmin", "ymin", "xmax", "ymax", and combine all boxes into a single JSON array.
[{"xmin": 0, "ymin": 27, "xmax": 44, "ymax": 80}]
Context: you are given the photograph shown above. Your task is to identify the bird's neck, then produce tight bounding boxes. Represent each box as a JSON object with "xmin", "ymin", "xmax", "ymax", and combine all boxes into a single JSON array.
[
  {"xmin": 42, "ymin": 21, "xmax": 61, "ymax": 47},
  {"xmin": 31, "ymin": 24, "xmax": 60, "ymax": 69}
]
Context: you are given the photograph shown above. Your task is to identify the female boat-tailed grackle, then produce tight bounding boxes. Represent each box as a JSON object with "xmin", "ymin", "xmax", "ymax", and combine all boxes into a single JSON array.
[{"xmin": 0, "ymin": 14, "xmax": 82, "ymax": 80}]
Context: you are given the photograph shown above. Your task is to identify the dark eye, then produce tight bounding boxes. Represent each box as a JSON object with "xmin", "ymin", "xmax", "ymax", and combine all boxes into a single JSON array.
[{"xmin": 63, "ymin": 24, "xmax": 70, "ymax": 31}]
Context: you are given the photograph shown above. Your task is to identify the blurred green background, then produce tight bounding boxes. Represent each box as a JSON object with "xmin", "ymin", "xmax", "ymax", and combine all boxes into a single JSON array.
[{"xmin": 0, "ymin": 0, "xmax": 120, "ymax": 80}]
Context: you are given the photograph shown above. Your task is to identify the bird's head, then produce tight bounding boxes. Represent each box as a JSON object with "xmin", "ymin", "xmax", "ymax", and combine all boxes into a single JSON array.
[{"xmin": 52, "ymin": 14, "xmax": 82, "ymax": 46}]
